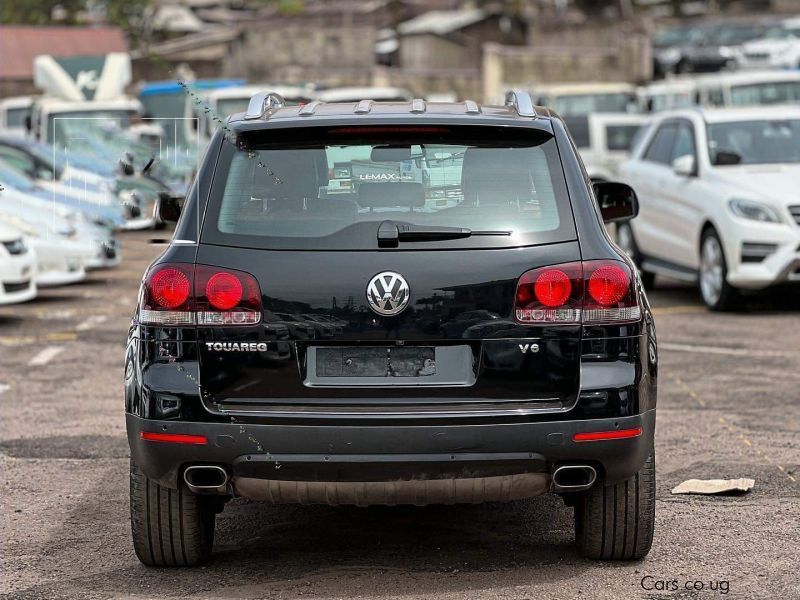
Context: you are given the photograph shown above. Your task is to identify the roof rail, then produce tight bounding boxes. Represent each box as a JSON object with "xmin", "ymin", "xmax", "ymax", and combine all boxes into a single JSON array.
[
  {"xmin": 504, "ymin": 89, "xmax": 537, "ymax": 118},
  {"xmin": 410, "ymin": 98, "xmax": 426, "ymax": 113},
  {"xmin": 244, "ymin": 92, "xmax": 285, "ymax": 120},
  {"xmin": 464, "ymin": 100, "xmax": 481, "ymax": 114},
  {"xmin": 354, "ymin": 99, "xmax": 373, "ymax": 114},
  {"xmin": 298, "ymin": 100, "xmax": 322, "ymax": 116}
]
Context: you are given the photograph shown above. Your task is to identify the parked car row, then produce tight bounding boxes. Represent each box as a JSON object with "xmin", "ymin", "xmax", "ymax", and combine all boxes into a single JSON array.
[
  {"xmin": 653, "ymin": 15, "xmax": 800, "ymax": 77},
  {"xmin": 0, "ymin": 152, "xmax": 121, "ymax": 305},
  {"xmin": 0, "ymin": 118, "xmax": 186, "ymax": 304},
  {"xmin": 527, "ymin": 70, "xmax": 800, "ymax": 120},
  {"xmin": 540, "ymin": 82, "xmax": 800, "ymax": 311},
  {"xmin": 546, "ymin": 70, "xmax": 800, "ymax": 184}
]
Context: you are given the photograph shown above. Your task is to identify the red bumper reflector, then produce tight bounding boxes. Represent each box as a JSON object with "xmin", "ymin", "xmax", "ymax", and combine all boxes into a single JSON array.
[
  {"xmin": 140, "ymin": 431, "xmax": 208, "ymax": 445},
  {"xmin": 573, "ymin": 427, "xmax": 643, "ymax": 442}
]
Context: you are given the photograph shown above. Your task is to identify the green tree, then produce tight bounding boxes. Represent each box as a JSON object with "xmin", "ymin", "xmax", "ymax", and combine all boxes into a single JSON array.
[
  {"xmin": 1, "ymin": 0, "xmax": 84, "ymax": 25},
  {"xmin": 104, "ymin": 0, "xmax": 151, "ymax": 46}
]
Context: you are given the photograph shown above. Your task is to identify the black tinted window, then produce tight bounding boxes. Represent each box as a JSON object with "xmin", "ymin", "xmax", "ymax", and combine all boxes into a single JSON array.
[
  {"xmin": 671, "ymin": 123, "xmax": 696, "ymax": 161},
  {"xmin": 643, "ymin": 124, "xmax": 678, "ymax": 165},
  {"xmin": 202, "ymin": 126, "xmax": 576, "ymax": 250},
  {"xmin": 564, "ymin": 116, "xmax": 590, "ymax": 148},
  {"xmin": 606, "ymin": 125, "xmax": 641, "ymax": 152},
  {"xmin": 5, "ymin": 107, "xmax": 29, "ymax": 128},
  {"xmin": 730, "ymin": 81, "xmax": 800, "ymax": 106}
]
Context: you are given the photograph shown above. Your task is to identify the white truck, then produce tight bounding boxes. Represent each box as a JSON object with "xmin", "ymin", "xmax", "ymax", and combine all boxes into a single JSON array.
[
  {"xmin": 27, "ymin": 52, "xmax": 142, "ymax": 145},
  {"xmin": 0, "ymin": 96, "xmax": 34, "ymax": 137}
]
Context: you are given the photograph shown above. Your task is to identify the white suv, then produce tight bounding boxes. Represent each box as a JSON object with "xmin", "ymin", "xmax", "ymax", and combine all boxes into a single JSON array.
[{"xmin": 618, "ymin": 107, "xmax": 800, "ymax": 310}]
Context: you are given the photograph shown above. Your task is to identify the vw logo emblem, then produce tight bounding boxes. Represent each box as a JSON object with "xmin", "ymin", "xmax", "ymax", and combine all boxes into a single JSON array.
[{"xmin": 366, "ymin": 271, "xmax": 410, "ymax": 316}]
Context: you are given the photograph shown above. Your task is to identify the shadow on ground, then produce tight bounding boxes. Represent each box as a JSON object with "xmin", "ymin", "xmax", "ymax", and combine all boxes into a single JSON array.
[{"xmin": 11, "ymin": 462, "xmax": 601, "ymax": 599}]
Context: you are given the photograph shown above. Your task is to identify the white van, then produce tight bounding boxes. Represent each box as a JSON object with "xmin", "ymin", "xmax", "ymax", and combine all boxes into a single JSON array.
[
  {"xmin": 565, "ymin": 113, "xmax": 646, "ymax": 182},
  {"xmin": 692, "ymin": 70, "xmax": 800, "ymax": 108},
  {"xmin": 640, "ymin": 78, "xmax": 698, "ymax": 112},
  {"xmin": 531, "ymin": 82, "xmax": 641, "ymax": 115}
]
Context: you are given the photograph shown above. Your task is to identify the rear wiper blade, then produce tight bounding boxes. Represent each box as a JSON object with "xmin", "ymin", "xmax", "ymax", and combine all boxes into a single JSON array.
[{"xmin": 377, "ymin": 220, "xmax": 511, "ymax": 247}]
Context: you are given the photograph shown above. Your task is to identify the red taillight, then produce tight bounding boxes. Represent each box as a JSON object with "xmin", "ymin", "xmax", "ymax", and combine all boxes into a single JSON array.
[
  {"xmin": 534, "ymin": 269, "xmax": 572, "ymax": 307},
  {"xmin": 194, "ymin": 264, "xmax": 261, "ymax": 325},
  {"xmin": 515, "ymin": 262, "xmax": 583, "ymax": 323},
  {"xmin": 149, "ymin": 267, "xmax": 190, "ymax": 309},
  {"xmin": 588, "ymin": 264, "xmax": 629, "ymax": 306},
  {"xmin": 141, "ymin": 263, "xmax": 262, "ymax": 326},
  {"xmin": 573, "ymin": 427, "xmax": 642, "ymax": 442},
  {"xmin": 515, "ymin": 260, "xmax": 639, "ymax": 325},
  {"xmin": 206, "ymin": 272, "xmax": 243, "ymax": 310},
  {"xmin": 140, "ymin": 431, "xmax": 208, "ymax": 445}
]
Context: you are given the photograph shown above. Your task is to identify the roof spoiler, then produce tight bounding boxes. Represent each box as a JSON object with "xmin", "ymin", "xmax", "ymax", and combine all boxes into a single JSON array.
[
  {"xmin": 504, "ymin": 89, "xmax": 537, "ymax": 118},
  {"xmin": 244, "ymin": 91, "xmax": 286, "ymax": 120}
]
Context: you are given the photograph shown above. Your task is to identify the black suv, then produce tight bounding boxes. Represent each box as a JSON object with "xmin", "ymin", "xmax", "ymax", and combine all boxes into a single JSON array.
[{"xmin": 126, "ymin": 91, "xmax": 657, "ymax": 566}]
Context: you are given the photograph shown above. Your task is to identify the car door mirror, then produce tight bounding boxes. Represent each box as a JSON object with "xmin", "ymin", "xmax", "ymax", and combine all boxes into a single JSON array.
[
  {"xmin": 593, "ymin": 181, "xmax": 639, "ymax": 223},
  {"xmin": 672, "ymin": 154, "xmax": 696, "ymax": 177},
  {"xmin": 119, "ymin": 159, "xmax": 135, "ymax": 177},
  {"xmin": 155, "ymin": 192, "xmax": 183, "ymax": 224}
]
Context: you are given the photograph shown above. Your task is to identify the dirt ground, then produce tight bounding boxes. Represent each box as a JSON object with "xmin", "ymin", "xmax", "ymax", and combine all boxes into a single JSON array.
[{"xmin": 1, "ymin": 229, "xmax": 798, "ymax": 599}]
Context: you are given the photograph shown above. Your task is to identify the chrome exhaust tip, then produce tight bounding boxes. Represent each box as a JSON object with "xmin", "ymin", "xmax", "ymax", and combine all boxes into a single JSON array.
[
  {"xmin": 552, "ymin": 465, "xmax": 597, "ymax": 492},
  {"xmin": 183, "ymin": 465, "xmax": 229, "ymax": 494}
]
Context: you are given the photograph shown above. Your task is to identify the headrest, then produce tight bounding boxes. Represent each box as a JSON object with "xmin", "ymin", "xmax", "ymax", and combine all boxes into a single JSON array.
[
  {"xmin": 357, "ymin": 182, "xmax": 425, "ymax": 208},
  {"xmin": 460, "ymin": 147, "xmax": 534, "ymax": 205},
  {"xmin": 305, "ymin": 197, "xmax": 358, "ymax": 218},
  {"xmin": 371, "ymin": 145, "xmax": 412, "ymax": 162},
  {"xmin": 253, "ymin": 149, "xmax": 325, "ymax": 199}
]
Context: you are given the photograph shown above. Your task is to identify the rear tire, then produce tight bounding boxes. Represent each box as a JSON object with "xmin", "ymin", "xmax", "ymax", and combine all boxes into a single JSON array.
[
  {"xmin": 616, "ymin": 222, "xmax": 656, "ymax": 289},
  {"xmin": 575, "ymin": 450, "xmax": 655, "ymax": 560},
  {"xmin": 130, "ymin": 460, "xmax": 215, "ymax": 567}
]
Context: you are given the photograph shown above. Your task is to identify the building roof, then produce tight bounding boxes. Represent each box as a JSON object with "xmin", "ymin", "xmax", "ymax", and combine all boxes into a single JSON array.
[
  {"xmin": 0, "ymin": 26, "xmax": 127, "ymax": 80},
  {"xmin": 397, "ymin": 9, "xmax": 489, "ymax": 36},
  {"xmin": 132, "ymin": 27, "xmax": 242, "ymax": 60},
  {"xmin": 150, "ymin": 4, "xmax": 206, "ymax": 33}
]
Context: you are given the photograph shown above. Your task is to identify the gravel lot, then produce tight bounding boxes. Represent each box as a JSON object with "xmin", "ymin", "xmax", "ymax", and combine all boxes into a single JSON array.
[{"xmin": 1, "ymin": 229, "xmax": 798, "ymax": 600}]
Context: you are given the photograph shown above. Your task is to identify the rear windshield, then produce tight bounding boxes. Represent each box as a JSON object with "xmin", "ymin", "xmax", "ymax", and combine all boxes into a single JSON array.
[{"xmin": 201, "ymin": 125, "xmax": 575, "ymax": 250}]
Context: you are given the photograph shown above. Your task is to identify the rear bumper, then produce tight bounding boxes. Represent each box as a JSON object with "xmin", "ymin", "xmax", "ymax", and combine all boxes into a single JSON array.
[{"xmin": 126, "ymin": 409, "xmax": 655, "ymax": 493}]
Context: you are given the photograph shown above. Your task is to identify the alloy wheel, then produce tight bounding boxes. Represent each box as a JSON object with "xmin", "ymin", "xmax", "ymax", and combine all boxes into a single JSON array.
[
  {"xmin": 616, "ymin": 224, "xmax": 636, "ymax": 261},
  {"xmin": 700, "ymin": 235, "xmax": 724, "ymax": 307}
]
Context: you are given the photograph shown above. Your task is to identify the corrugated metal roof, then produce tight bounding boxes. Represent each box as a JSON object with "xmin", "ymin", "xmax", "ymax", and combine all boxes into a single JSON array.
[
  {"xmin": 132, "ymin": 27, "xmax": 241, "ymax": 59},
  {"xmin": 0, "ymin": 26, "xmax": 127, "ymax": 80},
  {"xmin": 151, "ymin": 4, "xmax": 205, "ymax": 33},
  {"xmin": 397, "ymin": 9, "xmax": 488, "ymax": 37}
]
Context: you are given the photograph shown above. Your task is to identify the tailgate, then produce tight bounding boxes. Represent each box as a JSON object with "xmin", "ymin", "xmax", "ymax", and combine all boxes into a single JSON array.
[{"xmin": 195, "ymin": 242, "xmax": 583, "ymax": 414}]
